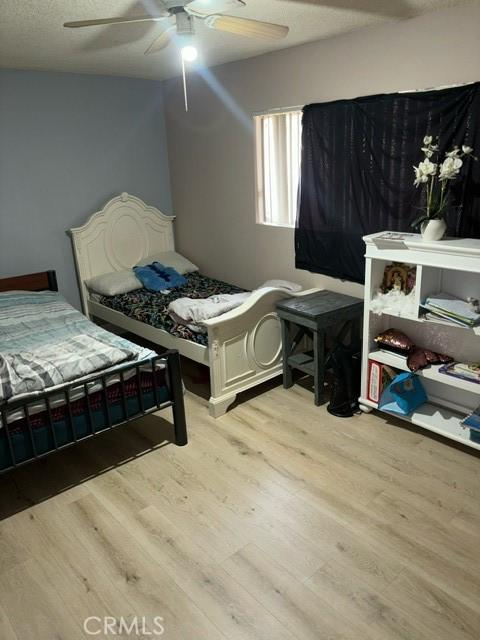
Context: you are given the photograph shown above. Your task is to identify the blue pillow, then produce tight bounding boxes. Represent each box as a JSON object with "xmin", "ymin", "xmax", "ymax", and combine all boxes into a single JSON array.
[
  {"xmin": 151, "ymin": 263, "xmax": 187, "ymax": 288},
  {"xmin": 133, "ymin": 263, "xmax": 187, "ymax": 292}
]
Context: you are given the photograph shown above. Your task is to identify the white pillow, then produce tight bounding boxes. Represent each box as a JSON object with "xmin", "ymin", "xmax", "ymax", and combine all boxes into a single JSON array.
[
  {"xmin": 85, "ymin": 270, "xmax": 143, "ymax": 296},
  {"xmin": 137, "ymin": 250, "xmax": 198, "ymax": 275}
]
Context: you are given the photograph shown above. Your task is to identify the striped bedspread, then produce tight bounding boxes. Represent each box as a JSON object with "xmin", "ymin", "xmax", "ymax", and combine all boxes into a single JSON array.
[{"xmin": 0, "ymin": 291, "xmax": 155, "ymax": 402}]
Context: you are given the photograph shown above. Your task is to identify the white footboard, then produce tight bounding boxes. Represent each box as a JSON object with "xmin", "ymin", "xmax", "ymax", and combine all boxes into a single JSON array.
[{"xmin": 203, "ymin": 288, "xmax": 319, "ymax": 417}]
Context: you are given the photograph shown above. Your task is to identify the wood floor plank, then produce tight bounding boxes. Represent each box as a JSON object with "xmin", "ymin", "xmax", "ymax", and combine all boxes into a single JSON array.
[
  {"xmin": 79, "ymin": 478, "xmax": 298, "ymax": 640},
  {"xmin": 0, "ymin": 524, "xmax": 31, "ymax": 576},
  {"xmin": 368, "ymin": 490, "xmax": 480, "ymax": 569},
  {"xmin": 256, "ymin": 488, "xmax": 405, "ymax": 591},
  {"xmin": 116, "ymin": 455, "xmax": 248, "ymax": 563},
  {"xmin": 304, "ymin": 560, "xmax": 389, "ymax": 625},
  {"xmin": 0, "ymin": 605, "xmax": 17, "ymax": 640},
  {"xmin": 178, "ymin": 406, "xmax": 302, "ymax": 501},
  {"xmin": 67, "ymin": 492, "xmax": 228, "ymax": 640},
  {"xmin": 306, "ymin": 560, "xmax": 435, "ymax": 640},
  {"xmin": 294, "ymin": 484, "xmax": 480, "ymax": 612},
  {"xmin": 449, "ymin": 509, "xmax": 480, "ymax": 537},
  {"xmin": 223, "ymin": 408, "xmax": 385, "ymax": 507},
  {"xmin": 7, "ymin": 499, "xmax": 145, "ymax": 633},
  {"xmin": 330, "ymin": 423, "xmax": 480, "ymax": 517},
  {"xmin": 222, "ymin": 542, "xmax": 373, "ymax": 640},
  {"xmin": 104, "ymin": 441, "xmax": 326, "ymax": 583},
  {"xmin": 383, "ymin": 568, "xmax": 480, "ymax": 640},
  {"xmin": 0, "ymin": 559, "xmax": 86, "ymax": 640},
  {"xmin": 155, "ymin": 424, "xmax": 329, "ymax": 581},
  {"xmin": 307, "ymin": 556, "xmax": 479, "ymax": 640},
  {"xmin": 124, "ymin": 506, "xmax": 299, "ymax": 640}
]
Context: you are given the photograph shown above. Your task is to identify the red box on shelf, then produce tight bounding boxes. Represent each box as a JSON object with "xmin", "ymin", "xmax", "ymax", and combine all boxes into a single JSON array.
[{"xmin": 367, "ymin": 360, "xmax": 398, "ymax": 404}]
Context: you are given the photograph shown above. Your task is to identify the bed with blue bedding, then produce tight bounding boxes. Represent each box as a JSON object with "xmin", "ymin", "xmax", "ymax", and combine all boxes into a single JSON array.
[{"xmin": 0, "ymin": 271, "xmax": 187, "ymax": 473}]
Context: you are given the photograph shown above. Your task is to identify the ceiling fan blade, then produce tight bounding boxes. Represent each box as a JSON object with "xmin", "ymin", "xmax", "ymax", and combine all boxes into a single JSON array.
[
  {"xmin": 186, "ymin": 0, "xmax": 245, "ymax": 17},
  {"xmin": 145, "ymin": 25, "xmax": 175, "ymax": 54},
  {"xmin": 204, "ymin": 15, "xmax": 289, "ymax": 40},
  {"xmin": 64, "ymin": 14, "xmax": 169, "ymax": 29}
]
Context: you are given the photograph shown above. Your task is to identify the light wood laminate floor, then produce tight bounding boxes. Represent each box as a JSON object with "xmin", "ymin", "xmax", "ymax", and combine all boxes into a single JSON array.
[{"xmin": 1, "ymin": 378, "xmax": 479, "ymax": 639}]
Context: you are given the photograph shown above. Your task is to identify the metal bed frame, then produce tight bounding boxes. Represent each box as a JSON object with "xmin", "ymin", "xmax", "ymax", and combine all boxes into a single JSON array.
[{"xmin": 0, "ymin": 270, "xmax": 187, "ymax": 474}]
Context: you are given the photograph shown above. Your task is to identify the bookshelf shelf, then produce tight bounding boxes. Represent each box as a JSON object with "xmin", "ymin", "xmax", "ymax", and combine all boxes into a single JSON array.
[
  {"xmin": 359, "ymin": 397, "xmax": 480, "ymax": 452},
  {"xmin": 371, "ymin": 310, "xmax": 480, "ymax": 335},
  {"xmin": 368, "ymin": 350, "xmax": 480, "ymax": 396}
]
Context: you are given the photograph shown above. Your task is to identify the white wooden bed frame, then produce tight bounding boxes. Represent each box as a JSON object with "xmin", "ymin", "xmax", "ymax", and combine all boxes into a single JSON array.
[{"xmin": 70, "ymin": 193, "xmax": 317, "ymax": 417}]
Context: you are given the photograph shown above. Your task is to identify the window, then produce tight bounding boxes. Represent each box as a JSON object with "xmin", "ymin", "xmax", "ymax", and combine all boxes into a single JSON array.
[{"xmin": 254, "ymin": 109, "xmax": 302, "ymax": 227}]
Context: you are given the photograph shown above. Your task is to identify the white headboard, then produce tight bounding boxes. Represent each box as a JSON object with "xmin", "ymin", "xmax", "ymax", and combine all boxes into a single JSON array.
[{"xmin": 70, "ymin": 192, "xmax": 175, "ymax": 313}]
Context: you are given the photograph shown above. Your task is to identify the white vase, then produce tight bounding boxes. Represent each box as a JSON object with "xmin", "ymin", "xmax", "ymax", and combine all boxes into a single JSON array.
[{"xmin": 421, "ymin": 218, "xmax": 446, "ymax": 241}]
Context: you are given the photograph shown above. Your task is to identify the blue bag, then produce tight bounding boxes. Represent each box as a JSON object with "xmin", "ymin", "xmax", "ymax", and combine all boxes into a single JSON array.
[{"xmin": 379, "ymin": 371, "xmax": 427, "ymax": 416}]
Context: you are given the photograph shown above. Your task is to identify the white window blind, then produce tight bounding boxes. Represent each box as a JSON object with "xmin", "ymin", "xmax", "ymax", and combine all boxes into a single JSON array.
[{"xmin": 255, "ymin": 110, "xmax": 302, "ymax": 227}]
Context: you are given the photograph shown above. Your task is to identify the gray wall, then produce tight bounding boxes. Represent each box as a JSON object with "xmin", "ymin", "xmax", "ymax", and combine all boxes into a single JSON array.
[
  {"xmin": 164, "ymin": 1, "xmax": 480, "ymax": 298},
  {"xmin": 0, "ymin": 69, "xmax": 172, "ymax": 308}
]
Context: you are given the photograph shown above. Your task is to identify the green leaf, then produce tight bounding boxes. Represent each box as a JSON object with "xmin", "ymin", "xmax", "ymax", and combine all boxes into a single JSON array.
[{"xmin": 410, "ymin": 214, "xmax": 429, "ymax": 230}]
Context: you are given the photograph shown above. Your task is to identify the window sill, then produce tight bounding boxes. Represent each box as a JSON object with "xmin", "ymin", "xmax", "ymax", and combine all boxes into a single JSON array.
[{"xmin": 256, "ymin": 221, "xmax": 295, "ymax": 230}]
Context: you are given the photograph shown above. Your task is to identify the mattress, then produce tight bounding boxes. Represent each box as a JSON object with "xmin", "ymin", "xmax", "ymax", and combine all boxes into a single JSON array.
[
  {"xmin": 0, "ymin": 290, "xmax": 156, "ymax": 403},
  {"xmin": 0, "ymin": 291, "xmax": 165, "ymax": 426},
  {"xmin": 98, "ymin": 271, "xmax": 245, "ymax": 346}
]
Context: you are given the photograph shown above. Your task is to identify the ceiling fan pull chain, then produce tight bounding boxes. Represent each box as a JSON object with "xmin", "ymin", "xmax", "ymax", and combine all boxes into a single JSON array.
[{"xmin": 182, "ymin": 58, "xmax": 189, "ymax": 112}]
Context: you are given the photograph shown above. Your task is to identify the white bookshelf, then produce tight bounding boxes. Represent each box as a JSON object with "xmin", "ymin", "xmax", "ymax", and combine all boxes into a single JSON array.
[{"xmin": 359, "ymin": 231, "xmax": 480, "ymax": 451}]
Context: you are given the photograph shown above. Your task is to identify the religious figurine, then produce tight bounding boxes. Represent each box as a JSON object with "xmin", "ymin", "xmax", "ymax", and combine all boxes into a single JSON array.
[
  {"xmin": 381, "ymin": 263, "xmax": 415, "ymax": 294},
  {"xmin": 393, "ymin": 274, "xmax": 402, "ymax": 291}
]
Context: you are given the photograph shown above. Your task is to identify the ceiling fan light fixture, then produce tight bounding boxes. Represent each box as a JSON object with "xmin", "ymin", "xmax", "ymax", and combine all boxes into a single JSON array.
[
  {"xmin": 175, "ymin": 8, "xmax": 195, "ymax": 36},
  {"xmin": 181, "ymin": 45, "xmax": 198, "ymax": 62}
]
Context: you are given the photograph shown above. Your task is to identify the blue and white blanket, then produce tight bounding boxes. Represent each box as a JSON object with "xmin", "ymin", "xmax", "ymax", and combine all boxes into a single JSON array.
[{"xmin": 0, "ymin": 291, "xmax": 155, "ymax": 402}]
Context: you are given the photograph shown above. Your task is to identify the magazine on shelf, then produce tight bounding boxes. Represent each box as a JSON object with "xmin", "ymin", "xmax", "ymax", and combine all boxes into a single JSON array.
[
  {"xmin": 440, "ymin": 362, "xmax": 480, "ymax": 384},
  {"xmin": 376, "ymin": 232, "xmax": 416, "ymax": 241},
  {"xmin": 423, "ymin": 292, "xmax": 480, "ymax": 327},
  {"xmin": 421, "ymin": 309, "xmax": 472, "ymax": 328}
]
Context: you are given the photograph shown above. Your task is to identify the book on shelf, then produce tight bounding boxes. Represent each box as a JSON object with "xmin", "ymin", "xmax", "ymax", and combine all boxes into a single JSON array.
[
  {"xmin": 439, "ymin": 362, "xmax": 480, "ymax": 384},
  {"xmin": 367, "ymin": 360, "xmax": 399, "ymax": 403},
  {"xmin": 421, "ymin": 309, "xmax": 473, "ymax": 328},
  {"xmin": 423, "ymin": 292, "xmax": 480, "ymax": 328}
]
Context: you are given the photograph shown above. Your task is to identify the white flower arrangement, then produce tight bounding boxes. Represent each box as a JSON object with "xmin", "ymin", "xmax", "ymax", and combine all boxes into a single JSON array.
[{"xmin": 411, "ymin": 135, "xmax": 476, "ymax": 230}]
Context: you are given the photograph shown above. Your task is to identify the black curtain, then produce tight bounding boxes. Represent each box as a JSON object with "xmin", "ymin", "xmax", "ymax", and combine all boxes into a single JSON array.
[{"xmin": 295, "ymin": 82, "xmax": 480, "ymax": 283}]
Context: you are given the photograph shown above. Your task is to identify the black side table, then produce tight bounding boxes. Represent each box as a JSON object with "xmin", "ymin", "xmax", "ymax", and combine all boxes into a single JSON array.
[{"xmin": 276, "ymin": 290, "xmax": 364, "ymax": 406}]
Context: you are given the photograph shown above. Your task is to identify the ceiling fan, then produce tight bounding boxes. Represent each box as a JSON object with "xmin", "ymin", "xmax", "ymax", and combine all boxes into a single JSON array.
[{"xmin": 64, "ymin": 0, "xmax": 289, "ymax": 58}]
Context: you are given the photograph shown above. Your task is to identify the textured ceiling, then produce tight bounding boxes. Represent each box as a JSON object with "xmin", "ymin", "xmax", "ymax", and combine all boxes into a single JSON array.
[{"xmin": 0, "ymin": 0, "xmax": 468, "ymax": 81}]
